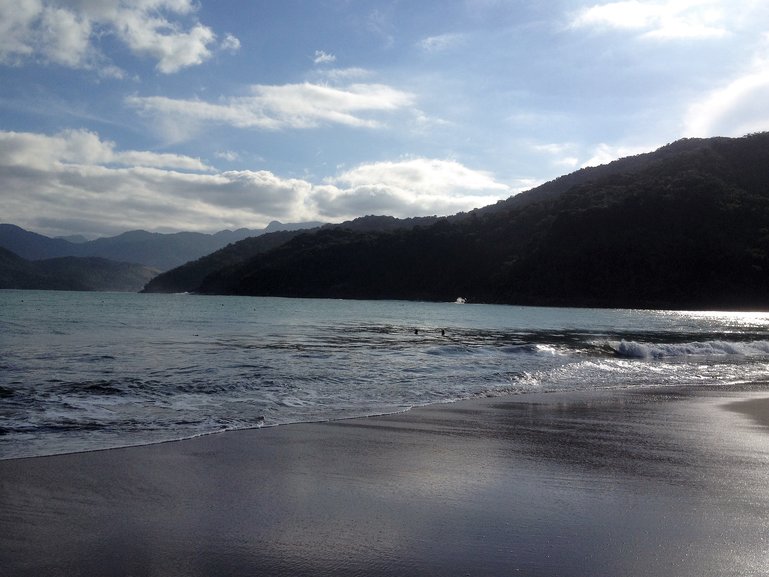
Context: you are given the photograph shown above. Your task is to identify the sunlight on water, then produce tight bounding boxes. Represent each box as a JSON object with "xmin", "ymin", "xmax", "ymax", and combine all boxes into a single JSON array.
[{"xmin": 658, "ymin": 309, "xmax": 769, "ymax": 330}]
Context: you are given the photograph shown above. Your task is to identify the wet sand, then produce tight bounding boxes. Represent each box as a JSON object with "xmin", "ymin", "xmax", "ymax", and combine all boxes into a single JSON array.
[
  {"xmin": 2, "ymin": 386, "xmax": 769, "ymax": 577},
  {"xmin": 725, "ymin": 395, "xmax": 769, "ymax": 429}
]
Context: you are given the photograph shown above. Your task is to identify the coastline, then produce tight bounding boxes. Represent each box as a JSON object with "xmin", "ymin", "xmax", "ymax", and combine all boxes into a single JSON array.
[{"xmin": 2, "ymin": 385, "xmax": 769, "ymax": 577}]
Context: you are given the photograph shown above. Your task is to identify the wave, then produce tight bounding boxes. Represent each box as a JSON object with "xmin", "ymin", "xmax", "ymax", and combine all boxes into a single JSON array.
[{"xmin": 610, "ymin": 339, "xmax": 769, "ymax": 359}]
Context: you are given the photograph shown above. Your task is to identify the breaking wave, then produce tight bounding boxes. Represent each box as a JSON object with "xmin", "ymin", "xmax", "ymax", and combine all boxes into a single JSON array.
[{"xmin": 610, "ymin": 339, "xmax": 769, "ymax": 359}]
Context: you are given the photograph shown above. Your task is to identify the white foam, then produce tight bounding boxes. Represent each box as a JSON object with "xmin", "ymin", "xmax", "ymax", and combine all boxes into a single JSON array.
[{"xmin": 611, "ymin": 339, "xmax": 769, "ymax": 359}]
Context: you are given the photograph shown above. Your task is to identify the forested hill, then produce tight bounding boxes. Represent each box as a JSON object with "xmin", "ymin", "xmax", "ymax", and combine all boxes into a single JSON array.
[
  {"xmin": 141, "ymin": 215, "xmax": 439, "ymax": 293},
  {"xmin": 0, "ymin": 247, "xmax": 158, "ymax": 292},
  {"xmin": 176, "ymin": 133, "xmax": 769, "ymax": 310}
]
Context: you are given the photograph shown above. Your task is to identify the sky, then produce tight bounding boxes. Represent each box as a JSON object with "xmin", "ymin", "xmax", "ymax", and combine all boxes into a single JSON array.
[{"xmin": 1, "ymin": 0, "xmax": 769, "ymax": 238}]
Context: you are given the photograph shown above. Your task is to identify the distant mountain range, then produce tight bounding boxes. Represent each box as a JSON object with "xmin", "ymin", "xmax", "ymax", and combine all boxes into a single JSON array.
[
  {"xmin": 146, "ymin": 132, "xmax": 769, "ymax": 310},
  {"xmin": 0, "ymin": 247, "xmax": 158, "ymax": 292},
  {"xmin": 0, "ymin": 220, "xmax": 324, "ymax": 292},
  {"xmin": 0, "ymin": 221, "xmax": 324, "ymax": 272}
]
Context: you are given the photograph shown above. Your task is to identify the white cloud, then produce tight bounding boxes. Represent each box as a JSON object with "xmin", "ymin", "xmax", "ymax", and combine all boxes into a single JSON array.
[
  {"xmin": 329, "ymin": 158, "xmax": 508, "ymax": 194},
  {"xmin": 220, "ymin": 33, "xmax": 241, "ymax": 53},
  {"xmin": 533, "ymin": 143, "xmax": 580, "ymax": 169},
  {"xmin": 0, "ymin": 130, "xmax": 511, "ymax": 236},
  {"xmin": 0, "ymin": 129, "xmax": 210, "ymax": 171},
  {"xmin": 126, "ymin": 82, "xmax": 416, "ymax": 140},
  {"xmin": 314, "ymin": 67, "xmax": 373, "ymax": 81},
  {"xmin": 216, "ymin": 150, "xmax": 241, "ymax": 162},
  {"xmin": 116, "ymin": 13, "xmax": 215, "ymax": 73},
  {"xmin": 0, "ymin": 129, "xmax": 313, "ymax": 236},
  {"xmin": 366, "ymin": 7, "xmax": 395, "ymax": 49},
  {"xmin": 683, "ymin": 46, "xmax": 769, "ymax": 137},
  {"xmin": 0, "ymin": 0, "xmax": 237, "ymax": 74},
  {"xmin": 313, "ymin": 50, "xmax": 336, "ymax": 64},
  {"xmin": 0, "ymin": 0, "xmax": 42, "ymax": 63},
  {"xmin": 580, "ymin": 142, "xmax": 651, "ymax": 167},
  {"xmin": 418, "ymin": 33, "xmax": 467, "ymax": 53},
  {"xmin": 39, "ymin": 5, "xmax": 93, "ymax": 67},
  {"xmin": 571, "ymin": 0, "xmax": 729, "ymax": 40},
  {"xmin": 315, "ymin": 158, "xmax": 510, "ymax": 219}
]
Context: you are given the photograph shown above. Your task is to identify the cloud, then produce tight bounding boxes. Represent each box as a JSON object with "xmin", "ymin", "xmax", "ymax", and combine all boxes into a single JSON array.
[
  {"xmin": 215, "ymin": 150, "xmax": 241, "ymax": 162},
  {"xmin": 366, "ymin": 7, "xmax": 395, "ymax": 48},
  {"xmin": 220, "ymin": 33, "xmax": 241, "ymax": 53},
  {"xmin": 683, "ymin": 44, "xmax": 769, "ymax": 137},
  {"xmin": 315, "ymin": 158, "xmax": 510, "ymax": 219},
  {"xmin": 329, "ymin": 158, "xmax": 508, "ymax": 193},
  {"xmin": 38, "ymin": 5, "xmax": 93, "ymax": 67},
  {"xmin": 580, "ymin": 142, "xmax": 651, "ymax": 167},
  {"xmin": 0, "ymin": 130, "xmax": 511, "ymax": 237},
  {"xmin": 0, "ymin": 0, "xmax": 39, "ymax": 63},
  {"xmin": 0, "ymin": 129, "xmax": 210, "ymax": 171},
  {"xmin": 533, "ymin": 143, "xmax": 580, "ymax": 169},
  {"xmin": 417, "ymin": 33, "xmax": 467, "ymax": 53},
  {"xmin": 313, "ymin": 50, "xmax": 336, "ymax": 64},
  {"xmin": 0, "ymin": 129, "xmax": 313, "ymax": 236},
  {"xmin": 314, "ymin": 67, "xmax": 373, "ymax": 81},
  {"xmin": 571, "ymin": 0, "xmax": 729, "ymax": 40},
  {"xmin": 126, "ymin": 82, "xmax": 416, "ymax": 140},
  {"xmin": 0, "ymin": 0, "xmax": 237, "ymax": 74}
]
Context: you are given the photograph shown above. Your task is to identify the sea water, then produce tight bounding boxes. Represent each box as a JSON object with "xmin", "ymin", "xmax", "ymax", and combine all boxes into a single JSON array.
[{"xmin": 3, "ymin": 290, "xmax": 769, "ymax": 459}]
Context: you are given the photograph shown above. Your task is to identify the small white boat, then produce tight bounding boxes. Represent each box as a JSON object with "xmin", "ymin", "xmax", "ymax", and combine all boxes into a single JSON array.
[{"xmin": 454, "ymin": 297, "xmax": 466, "ymax": 304}]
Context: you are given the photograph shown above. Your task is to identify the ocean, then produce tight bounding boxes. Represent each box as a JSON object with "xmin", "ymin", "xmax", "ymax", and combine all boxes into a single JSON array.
[{"xmin": 3, "ymin": 290, "xmax": 769, "ymax": 460}]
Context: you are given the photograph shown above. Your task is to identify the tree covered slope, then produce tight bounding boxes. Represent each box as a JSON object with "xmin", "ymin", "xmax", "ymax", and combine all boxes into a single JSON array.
[
  {"xmin": 163, "ymin": 133, "xmax": 769, "ymax": 310},
  {"xmin": 0, "ymin": 247, "xmax": 159, "ymax": 292}
]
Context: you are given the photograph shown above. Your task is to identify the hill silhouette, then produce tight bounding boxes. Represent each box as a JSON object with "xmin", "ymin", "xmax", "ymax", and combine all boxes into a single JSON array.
[
  {"xmin": 0, "ymin": 247, "xmax": 159, "ymax": 292},
  {"xmin": 0, "ymin": 221, "xmax": 322, "ymax": 271},
  {"xmin": 180, "ymin": 133, "xmax": 769, "ymax": 310},
  {"xmin": 141, "ymin": 215, "xmax": 439, "ymax": 293}
]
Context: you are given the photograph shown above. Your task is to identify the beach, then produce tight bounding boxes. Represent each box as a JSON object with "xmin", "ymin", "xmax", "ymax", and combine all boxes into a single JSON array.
[{"xmin": 2, "ymin": 385, "xmax": 769, "ymax": 577}]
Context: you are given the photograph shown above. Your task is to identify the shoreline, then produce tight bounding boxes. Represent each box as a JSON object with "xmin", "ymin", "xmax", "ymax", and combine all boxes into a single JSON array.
[
  {"xmin": 2, "ymin": 384, "xmax": 769, "ymax": 576},
  {"xmin": 8, "ymin": 382, "xmax": 766, "ymax": 464}
]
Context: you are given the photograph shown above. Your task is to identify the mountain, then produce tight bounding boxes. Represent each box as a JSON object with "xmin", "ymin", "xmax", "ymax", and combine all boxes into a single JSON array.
[
  {"xmin": 0, "ymin": 225, "xmax": 77, "ymax": 261},
  {"xmin": 81, "ymin": 230, "xmax": 246, "ymax": 271},
  {"xmin": 0, "ymin": 247, "xmax": 159, "ymax": 292},
  {"xmin": 0, "ymin": 221, "xmax": 323, "ymax": 271},
  {"xmin": 141, "ymin": 229, "xmax": 308, "ymax": 293},
  {"xmin": 0, "ymin": 247, "xmax": 44, "ymax": 288},
  {"xmin": 55, "ymin": 234, "xmax": 90, "ymax": 244},
  {"xmin": 141, "ymin": 215, "xmax": 439, "ymax": 293},
  {"xmin": 188, "ymin": 133, "xmax": 769, "ymax": 310}
]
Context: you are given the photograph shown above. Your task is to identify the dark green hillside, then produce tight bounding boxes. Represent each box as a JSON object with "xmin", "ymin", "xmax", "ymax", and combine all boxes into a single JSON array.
[
  {"xmin": 0, "ymin": 247, "xmax": 44, "ymax": 288},
  {"xmin": 198, "ymin": 221, "xmax": 484, "ymax": 300},
  {"xmin": 142, "ymin": 215, "xmax": 439, "ymax": 294},
  {"xmin": 141, "ymin": 229, "xmax": 305, "ymax": 293},
  {"xmin": 194, "ymin": 133, "xmax": 769, "ymax": 310},
  {"xmin": 494, "ymin": 162, "xmax": 769, "ymax": 308},
  {"xmin": 0, "ymin": 248, "xmax": 159, "ymax": 292},
  {"xmin": 38, "ymin": 257, "xmax": 159, "ymax": 292}
]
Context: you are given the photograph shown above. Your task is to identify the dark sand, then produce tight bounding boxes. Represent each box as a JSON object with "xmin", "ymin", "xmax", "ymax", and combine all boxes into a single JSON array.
[{"xmin": 2, "ymin": 386, "xmax": 769, "ymax": 577}]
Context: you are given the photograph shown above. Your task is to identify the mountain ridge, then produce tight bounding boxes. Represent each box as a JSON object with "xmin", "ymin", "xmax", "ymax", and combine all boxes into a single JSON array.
[
  {"xmin": 0, "ymin": 221, "xmax": 324, "ymax": 271},
  {"xmin": 188, "ymin": 133, "xmax": 769, "ymax": 310},
  {"xmin": 0, "ymin": 247, "xmax": 159, "ymax": 292},
  {"xmin": 141, "ymin": 214, "xmax": 441, "ymax": 293}
]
